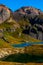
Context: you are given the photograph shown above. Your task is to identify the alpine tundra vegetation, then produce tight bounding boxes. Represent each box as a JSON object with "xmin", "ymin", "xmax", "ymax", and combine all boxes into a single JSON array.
[{"xmin": 0, "ymin": 4, "xmax": 43, "ymax": 65}]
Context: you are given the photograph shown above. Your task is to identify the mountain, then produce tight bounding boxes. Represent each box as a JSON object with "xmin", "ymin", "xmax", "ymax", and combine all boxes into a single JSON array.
[
  {"xmin": 0, "ymin": 5, "xmax": 21, "ymax": 47},
  {"xmin": 14, "ymin": 6, "xmax": 43, "ymax": 22},
  {"xmin": 0, "ymin": 4, "xmax": 42, "ymax": 47},
  {"xmin": 0, "ymin": 5, "xmax": 43, "ymax": 64},
  {"xmin": 13, "ymin": 6, "xmax": 43, "ymax": 41},
  {"xmin": 0, "ymin": 4, "xmax": 41, "ymax": 47},
  {"xmin": 0, "ymin": 4, "xmax": 12, "ymax": 24}
]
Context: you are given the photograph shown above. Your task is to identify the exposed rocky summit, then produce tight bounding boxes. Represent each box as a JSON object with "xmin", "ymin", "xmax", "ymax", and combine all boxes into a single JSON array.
[
  {"xmin": 14, "ymin": 6, "xmax": 43, "ymax": 21},
  {"xmin": 0, "ymin": 4, "xmax": 12, "ymax": 24},
  {"xmin": 14, "ymin": 6, "xmax": 43, "ymax": 15}
]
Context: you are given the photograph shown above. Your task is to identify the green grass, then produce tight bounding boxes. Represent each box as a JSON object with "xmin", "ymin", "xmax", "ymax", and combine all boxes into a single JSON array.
[{"xmin": 0, "ymin": 39, "xmax": 12, "ymax": 48}]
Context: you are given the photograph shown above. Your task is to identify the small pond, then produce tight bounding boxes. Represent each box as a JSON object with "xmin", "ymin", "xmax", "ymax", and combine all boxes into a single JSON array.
[{"xmin": 11, "ymin": 42, "xmax": 43, "ymax": 48}]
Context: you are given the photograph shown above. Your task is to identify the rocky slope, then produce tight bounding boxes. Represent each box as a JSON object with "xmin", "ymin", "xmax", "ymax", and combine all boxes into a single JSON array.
[
  {"xmin": 0, "ymin": 4, "xmax": 11, "ymax": 24},
  {"xmin": 0, "ymin": 5, "xmax": 43, "ymax": 41},
  {"xmin": 0, "ymin": 4, "xmax": 21, "ymax": 42},
  {"xmin": 13, "ymin": 6, "xmax": 43, "ymax": 41}
]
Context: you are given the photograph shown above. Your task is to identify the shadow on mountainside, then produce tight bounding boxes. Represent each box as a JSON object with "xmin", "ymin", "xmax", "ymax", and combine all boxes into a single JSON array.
[{"xmin": 1, "ymin": 53, "xmax": 43, "ymax": 63}]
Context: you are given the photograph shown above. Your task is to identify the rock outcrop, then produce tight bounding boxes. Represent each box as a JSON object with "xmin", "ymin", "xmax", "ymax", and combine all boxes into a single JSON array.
[{"xmin": 0, "ymin": 4, "xmax": 12, "ymax": 24}]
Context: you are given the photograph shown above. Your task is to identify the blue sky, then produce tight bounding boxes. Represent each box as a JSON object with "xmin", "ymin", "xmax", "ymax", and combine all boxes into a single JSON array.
[{"xmin": 0, "ymin": 0, "xmax": 43, "ymax": 11}]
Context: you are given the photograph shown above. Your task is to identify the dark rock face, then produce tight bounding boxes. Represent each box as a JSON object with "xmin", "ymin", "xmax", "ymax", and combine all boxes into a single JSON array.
[{"xmin": 13, "ymin": 7, "xmax": 43, "ymax": 41}]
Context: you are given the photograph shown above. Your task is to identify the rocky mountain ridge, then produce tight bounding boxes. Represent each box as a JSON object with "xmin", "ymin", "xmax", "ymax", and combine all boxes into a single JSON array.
[
  {"xmin": 13, "ymin": 6, "xmax": 43, "ymax": 41},
  {"xmin": 0, "ymin": 4, "xmax": 43, "ymax": 41}
]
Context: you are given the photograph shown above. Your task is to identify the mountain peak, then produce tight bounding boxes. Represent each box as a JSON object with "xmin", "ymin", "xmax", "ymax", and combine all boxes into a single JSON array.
[
  {"xmin": 15, "ymin": 6, "xmax": 43, "ymax": 15},
  {"xmin": 0, "ymin": 4, "xmax": 12, "ymax": 24}
]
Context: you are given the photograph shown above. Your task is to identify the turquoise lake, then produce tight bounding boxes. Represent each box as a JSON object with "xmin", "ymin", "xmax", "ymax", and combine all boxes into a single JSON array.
[{"xmin": 11, "ymin": 42, "xmax": 43, "ymax": 48}]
